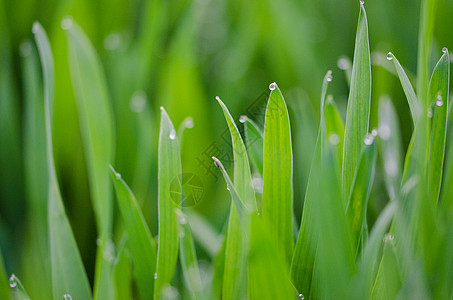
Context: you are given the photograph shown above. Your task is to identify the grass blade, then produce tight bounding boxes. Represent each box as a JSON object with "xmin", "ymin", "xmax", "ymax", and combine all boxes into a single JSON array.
[
  {"xmin": 0, "ymin": 252, "xmax": 10, "ymax": 300},
  {"xmin": 9, "ymin": 274, "xmax": 31, "ymax": 300},
  {"xmin": 33, "ymin": 21, "xmax": 92, "ymax": 300},
  {"xmin": 342, "ymin": 3, "xmax": 371, "ymax": 201},
  {"xmin": 155, "ymin": 107, "xmax": 181, "ymax": 298},
  {"xmin": 427, "ymin": 49, "xmax": 450, "ymax": 204},
  {"xmin": 262, "ymin": 82, "xmax": 294, "ymax": 263},
  {"xmin": 325, "ymin": 97, "xmax": 345, "ymax": 182},
  {"xmin": 113, "ymin": 239, "xmax": 132, "ymax": 300},
  {"xmin": 387, "ymin": 52, "xmax": 419, "ymax": 122},
  {"xmin": 110, "ymin": 166, "xmax": 157, "ymax": 299},
  {"xmin": 241, "ymin": 115, "xmax": 264, "ymax": 177},
  {"xmin": 216, "ymin": 97, "xmax": 257, "ymax": 299},
  {"xmin": 378, "ymin": 96, "xmax": 403, "ymax": 199},
  {"xmin": 345, "ymin": 134, "xmax": 377, "ymax": 254},
  {"xmin": 186, "ymin": 211, "xmax": 222, "ymax": 258},
  {"xmin": 65, "ymin": 19, "xmax": 115, "ymax": 300}
]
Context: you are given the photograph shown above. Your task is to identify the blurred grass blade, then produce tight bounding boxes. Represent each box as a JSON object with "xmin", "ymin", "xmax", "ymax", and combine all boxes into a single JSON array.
[
  {"xmin": 290, "ymin": 71, "xmax": 332, "ymax": 297},
  {"xmin": 155, "ymin": 108, "xmax": 180, "ymax": 298},
  {"xmin": 9, "ymin": 274, "xmax": 30, "ymax": 300},
  {"xmin": 65, "ymin": 19, "xmax": 115, "ymax": 300},
  {"xmin": 110, "ymin": 166, "xmax": 157, "ymax": 299},
  {"xmin": 113, "ymin": 239, "xmax": 132, "ymax": 300},
  {"xmin": 216, "ymin": 97, "xmax": 257, "ymax": 299},
  {"xmin": 342, "ymin": 3, "xmax": 371, "ymax": 201},
  {"xmin": 378, "ymin": 96, "xmax": 403, "ymax": 199},
  {"xmin": 387, "ymin": 52, "xmax": 419, "ymax": 122},
  {"xmin": 186, "ymin": 211, "xmax": 221, "ymax": 257},
  {"xmin": 0, "ymin": 253, "xmax": 9, "ymax": 300},
  {"xmin": 427, "ymin": 49, "xmax": 450, "ymax": 204},
  {"xmin": 248, "ymin": 215, "xmax": 294, "ymax": 299},
  {"xmin": 325, "ymin": 97, "xmax": 345, "ymax": 182},
  {"xmin": 262, "ymin": 82, "xmax": 294, "ymax": 263},
  {"xmin": 241, "ymin": 115, "xmax": 264, "ymax": 176},
  {"xmin": 20, "ymin": 40, "xmax": 52, "ymax": 300},
  {"xmin": 33, "ymin": 21, "xmax": 92, "ymax": 300}
]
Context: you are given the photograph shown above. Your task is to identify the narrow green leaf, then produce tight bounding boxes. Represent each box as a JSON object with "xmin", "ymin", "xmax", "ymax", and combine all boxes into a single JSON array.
[
  {"xmin": 0, "ymin": 252, "xmax": 10, "ymax": 300},
  {"xmin": 346, "ymin": 136, "xmax": 377, "ymax": 253},
  {"xmin": 186, "ymin": 211, "xmax": 222, "ymax": 258},
  {"xmin": 155, "ymin": 107, "xmax": 180, "ymax": 298},
  {"xmin": 325, "ymin": 97, "xmax": 345, "ymax": 182},
  {"xmin": 9, "ymin": 274, "xmax": 31, "ymax": 300},
  {"xmin": 387, "ymin": 52, "xmax": 420, "ymax": 122},
  {"xmin": 65, "ymin": 19, "xmax": 115, "ymax": 300},
  {"xmin": 427, "ymin": 49, "xmax": 450, "ymax": 204},
  {"xmin": 262, "ymin": 82, "xmax": 294, "ymax": 263},
  {"xmin": 216, "ymin": 97, "xmax": 257, "ymax": 299},
  {"xmin": 110, "ymin": 166, "xmax": 156, "ymax": 299},
  {"xmin": 33, "ymin": 21, "xmax": 92, "ymax": 300},
  {"xmin": 342, "ymin": 3, "xmax": 371, "ymax": 201},
  {"xmin": 378, "ymin": 96, "xmax": 403, "ymax": 200},
  {"xmin": 241, "ymin": 115, "xmax": 264, "ymax": 177},
  {"xmin": 113, "ymin": 239, "xmax": 132, "ymax": 300}
]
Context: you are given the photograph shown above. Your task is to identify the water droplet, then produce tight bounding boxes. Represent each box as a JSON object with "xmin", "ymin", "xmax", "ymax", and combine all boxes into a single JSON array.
[
  {"xmin": 442, "ymin": 47, "xmax": 448, "ymax": 53},
  {"xmin": 115, "ymin": 172, "xmax": 121, "ymax": 180},
  {"xmin": 174, "ymin": 208, "xmax": 188, "ymax": 224},
  {"xmin": 360, "ymin": 0, "xmax": 364, "ymax": 4},
  {"xmin": 130, "ymin": 90, "xmax": 147, "ymax": 112},
  {"xmin": 61, "ymin": 16, "xmax": 74, "ymax": 30},
  {"xmin": 364, "ymin": 133, "xmax": 375, "ymax": 145},
  {"xmin": 385, "ymin": 159, "xmax": 398, "ymax": 176},
  {"xmin": 436, "ymin": 95, "xmax": 443, "ymax": 107},
  {"xmin": 326, "ymin": 70, "xmax": 333, "ymax": 82},
  {"xmin": 104, "ymin": 33, "xmax": 121, "ymax": 51},
  {"xmin": 184, "ymin": 117, "xmax": 194, "ymax": 129},
  {"xmin": 63, "ymin": 294, "xmax": 72, "ymax": 300},
  {"xmin": 383, "ymin": 234, "xmax": 394, "ymax": 242},
  {"xmin": 379, "ymin": 124, "xmax": 391, "ymax": 140},
  {"xmin": 154, "ymin": 272, "xmax": 158, "ymax": 279},
  {"xmin": 328, "ymin": 133, "xmax": 340, "ymax": 146},
  {"xmin": 269, "ymin": 82, "xmax": 276, "ymax": 91},
  {"xmin": 427, "ymin": 107, "xmax": 433, "ymax": 118},
  {"xmin": 299, "ymin": 293, "xmax": 305, "ymax": 300},
  {"xmin": 386, "ymin": 52, "xmax": 393, "ymax": 61},
  {"xmin": 162, "ymin": 284, "xmax": 180, "ymax": 299},
  {"xmin": 32, "ymin": 22, "xmax": 40, "ymax": 34},
  {"xmin": 169, "ymin": 129, "xmax": 176, "ymax": 140},
  {"xmin": 371, "ymin": 128, "xmax": 378, "ymax": 136},
  {"xmin": 160, "ymin": 106, "xmax": 164, "ymax": 111},
  {"xmin": 9, "ymin": 274, "xmax": 17, "ymax": 288},
  {"xmin": 239, "ymin": 116, "xmax": 247, "ymax": 123},
  {"xmin": 337, "ymin": 57, "xmax": 350, "ymax": 70},
  {"xmin": 252, "ymin": 174, "xmax": 264, "ymax": 194},
  {"xmin": 226, "ymin": 187, "xmax": 230, "ymax": 191}
]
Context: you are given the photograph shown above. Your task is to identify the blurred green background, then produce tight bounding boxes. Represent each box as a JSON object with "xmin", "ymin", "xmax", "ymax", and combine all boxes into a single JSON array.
[{"xmin": 1, "ymin": 0, "xmax": 452, "ymax": 290}]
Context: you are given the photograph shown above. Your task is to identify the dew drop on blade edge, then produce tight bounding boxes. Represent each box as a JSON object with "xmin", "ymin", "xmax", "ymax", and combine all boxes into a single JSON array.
[
  {"xmin": 386, "ymin": 52, "xmax": 393, "ymax": 61},
  {"xmin": 443, "ymin": 47, "xmax": 448, "ymax": 53},
  {"xmin": 269, "ymin": 82, "xmax": 276, "ymax": 91},
  {"xmin": 169, "ymin": 129, "xmax": 176, "ymax": 140},
  {"xmin": 63, "ymin": 294, "xmax": 72, "ymax": 300},
  {"xmin": 9, "ymin": 274, "xmax": 17, "ymax": 288}
]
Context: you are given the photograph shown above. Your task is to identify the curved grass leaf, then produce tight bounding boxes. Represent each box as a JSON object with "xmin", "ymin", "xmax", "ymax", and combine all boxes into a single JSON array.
[
  {"xmin": 325, "ymin": 97, "xmax": 345, "ymax": 182},
  {"xmin": 342, "ymin": 3, "xmax": 371, "ymax": 201},
  {"xmin": 65, "ymin": 19, "xmax": 115, "ymax": 300},
  {"xmin": 113, "ymin": 239, "xmax": 132, "ymax": 300},
  {"xmin": 290, "ymin": 70, "xmax": 332, "ymax": 297},
  {"xmin": 387, "ymin": 52, "xmax": 419, "ymax": 122},
  {"xmin": 33, "ymin": 21, "xmax": 92, "ymax": 300},
  {"xmin": 9, "ymin": 274, "xmax": 30, "ymax": 300},
  {"xmin": 216, "ymin": 97, "xmax": 256, "ymax": 299},
  {"xmin": 20, "ymin": 40, "xmax": 52, "ymax": 300},
  {"xmin": 155, "ymin": 108, "xmax": 180, "ymax": 298},
  {"xmin": 262, "ymin": 82, "xmax": 294, "ymax": 264},
  {"xmin": 378, "ymin": 96, "xmax": 403, "ymax": 200},
  {"xmin": 345, "ymin": 137, "xmax": 377, "ymax": 254},
  {"xmin": 427, "ymin": 49, "xmax": 450, "ymax": 204},
  {"xmin": 110, "ymin": 166, "xmax": 156, "ymax": 299},
  {"xmin": 186, "ymin": 211, "xmax": 222, "ymax": 258},
  {"xmin": 241, "ymin": 115, "xmax": 264, "ymax": 177},
  {"xmin": 0, "ymin": 252, "xmax": 9, "ymax": 300}
]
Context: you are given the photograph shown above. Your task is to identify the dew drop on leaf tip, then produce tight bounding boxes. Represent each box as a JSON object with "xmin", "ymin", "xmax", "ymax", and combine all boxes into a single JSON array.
[
  {"xmin": 61, "ymin": 16, "xmax": 74, "ymax": 30},
  {"xmin": 360, "ymin": 0, "xmax": 364, "ymax": 5},
  {"xmin": 386, "ymin": 52, "xmax": 393, "ymax": 61},
  {"xmin": 239, "ymin": 115, "xmax": 247, "ymax": 123},
  {"xmin": 364, "ymin": 133, "xmax": 375, "ymax": 145},
  {"xmin": 169, "ymin": 129, "xmax": 176, "ymax": 140},
  {"xmin": 269, "ymin": 82, "xmax": 276, "ymax": 91},
  {"xmin": 9, "ymin": 274, "xmax": 17, "ymax": 288},
  {"xmin": 63, "ymin": 294, "xmax": 72, "ymax": 300},
  {"xmin": 154, "ymin": 272, "xmax": 158, "ymax": 279},
  {"xmin": 442, "ymin": 47, "xmax": 448, "ymax": 53},
  {"xmin": 436, "ymin": 95, "xmax": 443, "ymax": 107},
  {"xmin": 115, "ymin": 172, "xmax": 121, "ymax": 180},
  {"xmin": 326, "ymin": 70, "xmax": 333, "ymax": 82}
]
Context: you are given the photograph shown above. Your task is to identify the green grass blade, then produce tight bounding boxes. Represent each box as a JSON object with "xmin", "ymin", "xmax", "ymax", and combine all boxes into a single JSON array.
[
  {"xmin": 248, "ymin": 215, "xmax": 295, "ymax": 300},
  {"xmin": 20, "ymin": 40, "xmax": 52, "ymax": 300},
  {"xmin": 241, "ymin": 115, "xmax": 264, "ymax": 177},
  {"xmin": 110, "ymin": 166, "xmax": 157, "ymax": 299},
  {"xmin": 290, "ymin": 71, "xmax": 332, "ymax": 297},
  {"xmin": 346, "ymin": 134, "xmax": 377, "ymax": 254},
  {"xmin": 9, "ymin": 274, "xmax": 31, "ymax": 300},
  {"xmin": 65, "ymin": 19, "xmax": 115, "ymax": 300},
  {"xmin": 155, "ymin": 107, "xmax": 181, "ymax": 298},
  {"xmin": 325, "ymin": 97, "xmax": 345, "ymax": 182},
  {"xmin": 186, "ymin": 211, "xmax": 221, "ymax": 258},
  {"xmin": 262, "ymin": 82, "xmax": 294, "ymax": 264},
  {"xmin": 342, "ymin": 3, "xmax": 371, "ymax": 201},
  {"xmin": 113, "ymin": 239, "xmax": 132, "ymax": 300},
  {"xmin": 427, "ymin": 49, "xmax": 450, "ymax": 204},
  {"xmin": 216, "ymin": 97, "xmax": 256, "ymax": 299},
  {"xmin": 378, "ymin": 96, "xmax": 403, "ymax": 199},
  {"xmin": 387, "ymin": 52, "xmax": 419, "ymax": 122},
  {"xmin": 33, "ymin": 21, "xmax": 92, "ymax": 300},
  {"xmin": 0, "ymin": 252, "xmax": 10, "ymax": 300}
]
